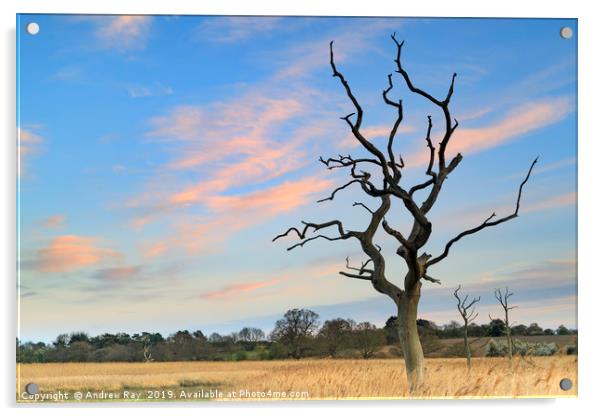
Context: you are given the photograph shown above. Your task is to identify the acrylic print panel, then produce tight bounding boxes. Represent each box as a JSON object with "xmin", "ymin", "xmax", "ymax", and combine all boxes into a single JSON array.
[{"xmin": 16, "ymin": 15, "xmax": 577, "ymax": 402}]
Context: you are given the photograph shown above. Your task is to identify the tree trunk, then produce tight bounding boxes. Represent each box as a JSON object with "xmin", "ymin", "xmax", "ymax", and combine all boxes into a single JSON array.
[
  {"xmin": 463, "ymin": 325, "xmax": 471, "ymax": 369},
  {"xmin": 505, "ymin": 310, "xmax": 512, "ymax": 360},
  {"xmin": 397, "ymin": 284, "xmax": 424, "ymax": 392}
]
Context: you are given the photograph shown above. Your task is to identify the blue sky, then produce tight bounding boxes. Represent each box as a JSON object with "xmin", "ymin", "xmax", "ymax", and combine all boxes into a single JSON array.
[{"xmin": 17, "ymin": 15, "xmax": 577, "ymax": 341}]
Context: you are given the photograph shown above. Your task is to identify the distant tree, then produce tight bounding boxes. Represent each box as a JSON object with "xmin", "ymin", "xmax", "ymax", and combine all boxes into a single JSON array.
[
  {"xmin": 467, "ymin": 323, "xmax": 486, "ymax": 338},
  {"xmin": 238, "ymin": 327, "xmax": 265, "ymax": 342},
  {"xmin": 69, "ymin": 341, "xmax": 92, "ymax": 362},
  {"xmin": 384, "ymin": 316, "xmax": 399, "ymax": 344},
  {"xmin": 68, "ymin": 332, "xmax": 90, "ymax": 345},
  {"xmin": 511, "ymin": 324, "xmax": 528, "ymax": 336},
  {"xmin": 556, "ymin": 324, "xmax": 570, "ymax": 335},
  {"xmin": 453, "ymin": 285, "xmax": 480, "ymax": 369},
  {"xmin": 193, "ymin": 330, "xmax": 207, "ymax": 341},
  {"xmin": 525, "ymin": 323, "xmax": 544, "ymax": 336},
  {"xmin": 442, "ymin": 320, "xmax": 463, "ymax": 338},
  {"xmin": 416, "ymin": 319, "xmax": 438, "ymax": 334},
  {"xmin": 490, "ymin": 287, "xmax": 517, "ymax": 360},
  {"xmin": 270, "ymin": 308, "xmax": 320, "ymax": 359},
  {"xmin": 543, "ymin": 328, "xmax": 554, "ymax": 336},
  {"xmin": 488, "ymin": 319, "xmax": 506, "ymax": 337},
  {"xmin": 318, "ymin": 318, "xmax": 354, "ymax": 357},
  {"xmin": 53, "ymin": 333, "xmax": 69, "ymax": 348},
  {"xmin": 208, "ymin": 333, "xmax": 224, "ymax": 343},
  {"xmin": 352, "ymin": 322, "xmax": 386, "ymax": 359}
]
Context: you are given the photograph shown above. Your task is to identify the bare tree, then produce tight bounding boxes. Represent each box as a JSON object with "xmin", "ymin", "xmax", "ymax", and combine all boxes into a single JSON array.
[
  {"xmin": 453, "ymin": 285, "xmax": 480, "ymax": 369},
  {"xmin": 273, "ymin": 34, "xmax": 537, "ymax": 391},
  {"xmin": 238, "ymin": 327, "xmax": 266, "ymax": 342},
  {"xmin": 270, "ymin": 308, "xmax": 320, "ymax": 359},
  {"xmin": 490, "ymin": 287, "xmax": 517, "ymax": 360},
  {"xmin": 319, "ymin": 318, "xmax": 354, "ymax": 357},
  {"xmin": 352, "ymin": 322, "xmax": 386, "ymax": 359}
]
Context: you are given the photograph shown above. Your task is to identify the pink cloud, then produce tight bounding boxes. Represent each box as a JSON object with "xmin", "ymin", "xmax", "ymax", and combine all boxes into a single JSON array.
[
  {"xmin": 95, "ymin": 16, "xmax": 152, "ymax": 51},
  {"xmin": 436, "ymin": 191, "xmax": 576, "ymax": 231},
  {"xmin": 93, "ymin": 266, "xmax": 141, "ymax": 282},
  {"xmin": 18, "ymin": 127, "xmax": 44, "ymax": 177},
  {"xmin": 142, "ymin": 241, "xmax": 169, "ymax": 258},
  {"xmin": 207, "ymin": 176, "xmax": 333, "ymax": 216},
  {"xmin": 42, "ymin": 215, "xmax": 65, "ymax": 229},
  {"xmin": 34, "ymin": 235, "xmax": 121, "ymax": 273},
  {"xmin": 406, "ymin": 97, "xmax": 572, "ymax": 168},
  {"xmin": 194, "ymin": 17, "xmax": 283, "ymax": 43},
  {"xmin": 523, "ymin": 192, "xmax": 576, "ymax": 214},
  {"xmin": 199, "ymin": 276, "xmax": 288, "ymax": 300},
  {"xmin": 173, "ymin": 176, "xmax": 334, "ymax": 253}
]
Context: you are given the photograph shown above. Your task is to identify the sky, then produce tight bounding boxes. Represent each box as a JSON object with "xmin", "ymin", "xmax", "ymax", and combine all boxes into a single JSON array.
[{"xmin": 16, "ymin": 15, "xmax": 577, "ymax": 342}]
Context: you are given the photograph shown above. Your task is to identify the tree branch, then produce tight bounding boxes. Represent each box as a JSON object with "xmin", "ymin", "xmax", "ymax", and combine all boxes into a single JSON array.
[
  {"xmin": 317, "ymin": 179, "xmax": 362, "ymax": 203},
  {"xmin": 427, "ymin": 157, "xmax": 538, "ymax": 267},
  {"xmin": 273, "ymin": 220, "xmax": 354, "ymax": 251},
  {"xmin": 352, "ymin": 202, "xmax": 375, "ymax": 215}
]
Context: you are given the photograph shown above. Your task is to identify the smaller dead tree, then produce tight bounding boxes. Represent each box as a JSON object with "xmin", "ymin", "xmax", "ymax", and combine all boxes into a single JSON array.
[
  {"xmin": 453, "ymin": 285, "xmax": 480, "ymax": 369},
  {"xmin": 490, "ymin": 287, "xmax": 516, "ymax": 360},
  {"xmin": 141, "ymin": 336, "xmax": 154, "ymax": 363}
]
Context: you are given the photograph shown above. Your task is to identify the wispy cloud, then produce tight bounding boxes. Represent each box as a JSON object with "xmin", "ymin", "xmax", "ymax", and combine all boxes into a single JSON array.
[
  {"xmin": 126, "ymin": 82, "xmax": 173, "ymax": 98},
  {"xmin": 31, "ymin": 235, "xmax": 121, "ymax": 273},
  {"xmin": 94, "ymin": 16, "xmax": 153, "ymax": 51},
  {"xmin": 142, "ymin": 242, "xmax": 168, "ymax": 259},
  {"xmin": 434, "ymin": 191, "xmax": 576, "ymax": 232},
  {"xmin": 18, "ymin": 127, "xmax": 44, "ymax": 177},
  {"xmin": 199, "ymin": 276, "xmax": 288, "ymax": 300},
  {"xmin": 92, "ymin": 266, "xmax": 142, "ymax": 282},
  {"xmin": 194, "ymin": 17, "xmax": 284, "ymax": 43},
  {"xmin": 171, "ymin": 176, "xmax": 333, "ymax": 253},
  {"xmin": 52, "ymin": 66, "xmax": 84, "ymax": 83},
  {"xmin": 42, "ymin": 215, "xmax": 65, "ymax": 229},
  {"xmin": 523, "ymin": 192, "xmax": 576, "ymax": 214},
  {"xmin": 406, "ymin": 97, "xmax": 573, "ymax": 168}
]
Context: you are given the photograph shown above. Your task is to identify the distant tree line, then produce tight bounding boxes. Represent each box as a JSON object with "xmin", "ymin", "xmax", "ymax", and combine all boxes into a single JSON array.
[{"xmin": 17, "ymin": 308, "xmax": 577, "ymax": 363}]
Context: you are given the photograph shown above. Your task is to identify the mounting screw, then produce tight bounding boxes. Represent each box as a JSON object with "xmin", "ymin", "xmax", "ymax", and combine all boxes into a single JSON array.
[
  {"xmin": 25, "ymin": 383, "xmax": 39, "ymax": 394},
  {"xmin": 26, "ymin": 22, "xmax": 40, "ymax": 36},
  {"xmin": 559, "ymin": 378, "xmax": 573, "ymax": 391},
  {"xmin": 560, "ymin": 27, "xmax": 573, "ymax": 39}
]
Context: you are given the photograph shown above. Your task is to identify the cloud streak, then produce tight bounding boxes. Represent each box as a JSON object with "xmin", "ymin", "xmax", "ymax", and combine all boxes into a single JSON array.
[
  {"xmin": 199, "ymin": 276, "xmax": 288, "ymax": 300},
  {"xmin": 18, "ymin": 127, "xmax": 44, "ymax": 177},
  {"xmin": 32, "ymin": 235, "xmax": 121, "ymax": 273},
  {"xmin": 405, "ymin": 97, "xmax": 573, "ymax": 168},
  {"xmin": 94, "ymin": 16, "xmax": 152, "ymax": 51}
]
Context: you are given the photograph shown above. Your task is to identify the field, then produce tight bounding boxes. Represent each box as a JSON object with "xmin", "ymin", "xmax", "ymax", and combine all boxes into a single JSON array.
[{"xmin": 17, "ymin": 356, "xmax": 577, "ymax": 402}]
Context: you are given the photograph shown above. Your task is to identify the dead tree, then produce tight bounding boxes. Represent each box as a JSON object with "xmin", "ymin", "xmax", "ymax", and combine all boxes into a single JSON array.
[
  {"xmin": 490, "ymin": 287, "xmax": 517, "ymax": 360},
  {"xmin": 142, "ymin": 339, "xmax": 154, "ymax": 362},
  {"xmin": 453, "ymin": 285, "xmax": 480, "ymax": 369},
  {"xmin": 273, "ymin": 34, "xmax": 537, "ymax": 392}
]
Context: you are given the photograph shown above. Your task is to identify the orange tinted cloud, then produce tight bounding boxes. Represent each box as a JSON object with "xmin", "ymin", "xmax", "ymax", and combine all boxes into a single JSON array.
[
  {"xmin": 142, "ymin": 242, "xmax": 168, "ymax": 258},
  {"xmin": 523, "ymin": 192, "xmax": 576, "ymax": 214},
  {"xmin": 207, "ymin": 176, "xmax": 333, "ymax": 216},
  {"xmin": 35, "ymin": 235, "xmax": 121, "ymax": 273},
  {"xmin": 174, "ymin": 176, "xmax": 334, "ymax": 253},
  {"xmin": 406, "ymin": 97, "xmax": 572, "ymax": 168},
  {"xmin": 96, "ymin": 16, "xmax": 152, "ymax": 51},
  {"xmin": 199, "ymin": 276, "xmax": 288, "ymax": 300},
  {"xmin": 18, "ymin": 127, "xmax": 43, "ymax": 177},
  {"xmin": 42, "ymin": 215, "xmax": 65, "ymax": 229}
]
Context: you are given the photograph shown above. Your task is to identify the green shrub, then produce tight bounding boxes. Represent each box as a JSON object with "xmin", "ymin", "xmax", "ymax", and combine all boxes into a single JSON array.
[{"xmin": 485, "ymin": 339, "xmax": 558, "ymax": 357}]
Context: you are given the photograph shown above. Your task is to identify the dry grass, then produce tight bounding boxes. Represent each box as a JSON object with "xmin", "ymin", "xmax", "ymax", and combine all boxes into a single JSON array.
[{"xmin": 17, "ymin": 356, "xmax": 577, "ymax": 401}]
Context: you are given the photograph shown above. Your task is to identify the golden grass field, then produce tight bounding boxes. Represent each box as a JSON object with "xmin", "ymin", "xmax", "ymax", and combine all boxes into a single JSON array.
[{"xmin": 17, "ymin": 356, "xmax": 577, "ymax": 402}]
